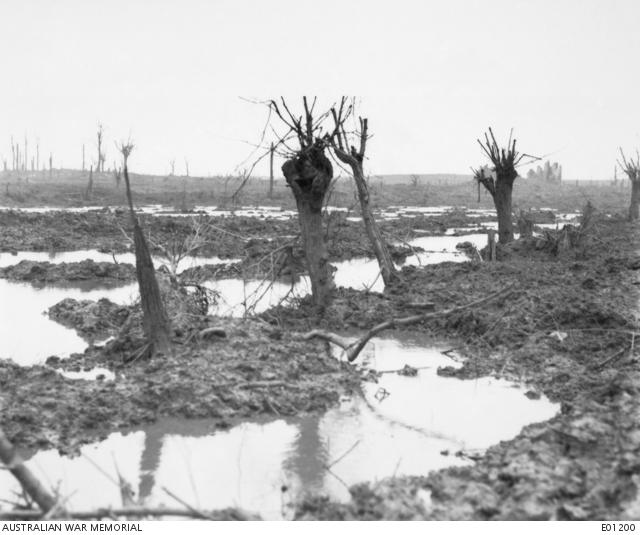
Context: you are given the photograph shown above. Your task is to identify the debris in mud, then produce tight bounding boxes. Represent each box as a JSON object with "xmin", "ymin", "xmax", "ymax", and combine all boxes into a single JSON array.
[{"xmin": 397, "ymin": 364, "xmax": 418, "ymax": 377}]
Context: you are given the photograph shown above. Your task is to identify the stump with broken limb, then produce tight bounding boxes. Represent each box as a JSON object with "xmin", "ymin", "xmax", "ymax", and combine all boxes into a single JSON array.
[{"xmin": 304, "ymin": 285, "xmax": 514, "ymax": 362}]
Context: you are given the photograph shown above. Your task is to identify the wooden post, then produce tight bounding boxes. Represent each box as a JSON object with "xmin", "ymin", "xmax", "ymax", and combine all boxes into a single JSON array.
[{"xmin": 487, "ymin": 229, "xmax": 497, "ymax": 261}]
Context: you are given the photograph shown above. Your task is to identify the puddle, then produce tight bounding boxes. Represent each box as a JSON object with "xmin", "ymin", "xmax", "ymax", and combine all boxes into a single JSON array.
[
  {"xmin": 57, "ymin": 367, "xmax": 115, "ymax": 381},
  {"xmin": 0, "ymin": 333, "xmax": 558, "ymax": 519},
  {"xmin": 0, "ymin": 233, "xmax": 493, "ymax": 363},
  {"xmin": 0, "ymin": 279, "xmax": 138, "ymax": 365}
]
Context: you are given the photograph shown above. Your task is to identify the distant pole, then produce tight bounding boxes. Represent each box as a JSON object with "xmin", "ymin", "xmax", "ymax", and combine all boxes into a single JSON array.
[
  {"xmin": 36, "ymin": 141, "xmax": 40, "ymax": 171},
  {"xmin": 268, "ymin": 142, "xmax": 274, "ymax": 199}
]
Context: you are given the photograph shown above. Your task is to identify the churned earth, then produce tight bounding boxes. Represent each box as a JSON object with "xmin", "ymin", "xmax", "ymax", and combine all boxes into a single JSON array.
[
  {"xmin": 0, "ymin": 190, "xmax": 637, "ymax": 519},
  {"xmin": 280, "ymin": 215, "xmax": 640, "ymax": 520}
]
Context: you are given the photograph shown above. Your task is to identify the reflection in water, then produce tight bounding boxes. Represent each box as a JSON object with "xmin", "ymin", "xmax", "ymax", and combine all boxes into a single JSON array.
[
  {"xmin": 0, "ymin": 232, "xmax": 495, "ymax": 365},
  {"xmin": 283, "ymin": 416, "xmax": 328, "ymax": 500},
  {"xmin": 0, "ymin": 334, "xmax": 559, "ymax": 519}
]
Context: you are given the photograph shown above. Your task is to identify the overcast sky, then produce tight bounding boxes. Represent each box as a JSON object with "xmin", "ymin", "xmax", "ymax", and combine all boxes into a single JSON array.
[{"xmin": 0, "ymin": 0, "xmax": 639, "ymax": 180}]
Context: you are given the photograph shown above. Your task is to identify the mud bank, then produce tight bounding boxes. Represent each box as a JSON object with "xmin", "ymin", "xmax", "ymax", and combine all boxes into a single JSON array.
[
  {"xmin": 266, "ymin": 216, "xmax": 640, "ymax": 520},
  {"xmin": 0, "ymin": 208, "xmax": 485, "ymax": 265},
  {"xmin": 0, "ymin": 312, "xmax": 360, "ymax": 456},
  {"xmin": 0, "ymin": 259, "xmax": 135, "ymax": 284}
]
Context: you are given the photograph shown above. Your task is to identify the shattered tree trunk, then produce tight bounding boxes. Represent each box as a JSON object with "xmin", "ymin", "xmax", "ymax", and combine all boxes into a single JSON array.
[
  {"xmin": 493, "ymin": 178, "xmax": 514, "ymax": 244},
  {"xmin": 123, "ymin": 162, "xmax": 172, "ymax": 356},
  {"xmin": 351, "ymin": 165, "xmax": 397, "ymax": 285},
  {"xmin": 282, "ymin": 148, "xmax": 334, "ymax": 309},
  {"xmin": 629, "ymin": 180, "xmax": 640, "ymax": 221}
]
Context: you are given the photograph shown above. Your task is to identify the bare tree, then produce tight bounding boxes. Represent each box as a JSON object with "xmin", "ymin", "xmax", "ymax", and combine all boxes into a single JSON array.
[
  {"xmin": 82, "ymin": 143, "xmax": 86, "ymax": 171},
  {"xmin": 97, "ymin": 124, "xmax": 106, "ymax": 172},
  {"xmin": 271, "ymin": 98, "xmax": 335, "ymax": 309},
  {"xmin": 410, "ymin": 174, "xmax": 419, "ymax": 188},
  {"xmin": 120, "ymin": 142, "xmax": 172, "ymax": 357},
  {"xmin": 474, "ymin": 128, "xmax": 533, "ymax": 244},
  {"xmin": 48, "ymin": 152, "xmax": 52, "ymax": 178},
  {"xmin": 169, "ymin": 158, "xmax": 176, "ymax": 176},
  {"xmin": 184, "ymin": 158, "xmax": 189, "ymax": 177},
  {"xmin": 329, "ymin": 99, "xmax": 398, "ymax": 286},
  {"xmin": 618, "ymin": 148, "xmax": 640, "ymax": 220}
]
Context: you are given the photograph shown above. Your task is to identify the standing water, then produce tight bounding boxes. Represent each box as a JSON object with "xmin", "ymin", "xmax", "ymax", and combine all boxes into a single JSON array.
[{"xmin": 0, "ymin": 333, "xmax": 558, "ymax": 519}]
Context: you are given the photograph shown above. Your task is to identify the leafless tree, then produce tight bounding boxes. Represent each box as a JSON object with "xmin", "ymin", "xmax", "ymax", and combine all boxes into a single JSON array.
[
  {"xmin": 97, "ymin": 124, "xmax": 106, "ymax": 172},
  {"xmin": 184, "ymin": 158, "xmax": 189, "ymax": 177},
  {"xmin": 82, "ymin": 143, "xmax": 86, "ymax": 171},
  {"xmin": 120, "ymin": 141, "xmax": 172, "ymax": 357},
  {"xmin": 169, "ymin": 158, "xmax": 176, "ymax": 176},
  {"xmin": 328, "ymin": 98, "xmax": 398, "ymax": 285},
  {"xmin": 474, "ymin": 128, "xmax": 534, "ymax": 244},
  {"xmin": 151, "ymin": 217, "xmax": 212, "ymax": 278},
  {"xmin": 410, "ymin": 174, "xmax": 419, "ymax": 188},
  {"xmin": 271, "ymin": 97, "xmax": 335, "ymax": 309},
  {"xmin": 618, "ymin": 148, "xmax": 640, "ymax": 221}
]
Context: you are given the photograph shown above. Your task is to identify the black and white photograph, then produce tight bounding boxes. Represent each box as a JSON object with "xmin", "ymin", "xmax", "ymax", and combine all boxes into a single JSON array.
[{"xmin": 0, "ymin": 0, "xmax": 639, "ymax": 527}]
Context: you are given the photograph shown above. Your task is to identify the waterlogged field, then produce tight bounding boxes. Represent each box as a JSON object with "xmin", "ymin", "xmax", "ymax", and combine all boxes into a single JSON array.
[{"xmin": 0, "ymin": 193, "xmax": 637, "ymax": 520}]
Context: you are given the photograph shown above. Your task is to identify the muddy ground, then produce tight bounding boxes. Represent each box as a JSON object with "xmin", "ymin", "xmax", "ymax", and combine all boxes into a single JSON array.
[
  {"xmin": 0, "ymin": 195, "xmax": 638, "ymax": 520},
  {"xmin": 278, "ymin": 216, "xmax": 640, "ymax": 520}
]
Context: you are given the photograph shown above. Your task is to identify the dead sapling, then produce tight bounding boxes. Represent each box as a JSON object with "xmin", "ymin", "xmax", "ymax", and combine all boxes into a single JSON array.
[
  {"xmin": 119, "ymin": 141, "xmax": 172, "ymax": 358},
  {"xmin": 617, "ymin": 148, "xmax": 640, "ymax": 221}
]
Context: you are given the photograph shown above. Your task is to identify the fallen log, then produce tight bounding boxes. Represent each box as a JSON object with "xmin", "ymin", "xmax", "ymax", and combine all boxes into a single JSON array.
[
  {"xmin": 304, "ymin": 285, "xmax": 514, "ymax": 362},
  {"xmin": 0, "ymin": 507, "xmax": 257, "ymax": 521},
  {"xmin": 0, "ymin": 427, "xmax": 56, "ymax": 513}
]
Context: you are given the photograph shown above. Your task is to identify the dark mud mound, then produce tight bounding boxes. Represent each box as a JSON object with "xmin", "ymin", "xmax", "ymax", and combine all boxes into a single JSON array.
[
  {"xmin": 48, "ymin": 298, "xmax": 130, "ymax": 341},
  {"xmin": 0, "ymin": 259, "xmax": 135, "ymax": 283}
]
